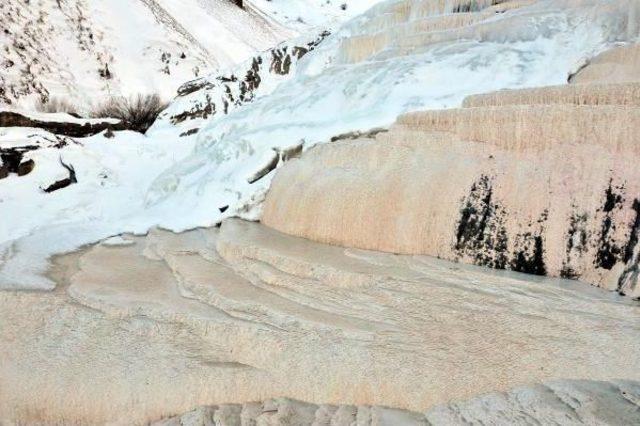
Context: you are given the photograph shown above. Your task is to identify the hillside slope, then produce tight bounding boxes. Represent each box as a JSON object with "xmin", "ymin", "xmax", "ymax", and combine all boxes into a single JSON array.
[{"xmin": 0, "ymin": 0, "xmax": 388, "ymax": 110}]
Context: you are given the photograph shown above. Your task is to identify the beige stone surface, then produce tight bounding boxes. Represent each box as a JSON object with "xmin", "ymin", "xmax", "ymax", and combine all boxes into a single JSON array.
[
  {"xmin": 462, "ymin": 82, "xmax": 640, "ymax": 108},
  {"xmin": 570, "ymin": 43, "xmax": 640, "ymax": 85},
  {"xmin": 1, "ymin": 220, "xmax": 639, "ymax": 424}
]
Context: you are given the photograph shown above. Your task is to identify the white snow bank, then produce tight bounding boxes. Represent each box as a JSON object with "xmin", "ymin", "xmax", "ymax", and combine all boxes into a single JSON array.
[
  {"xmin": 245, "ymin": 0, "xmax": 389, "ymax": 32},
  {"xmin": 1, "ymin": 0, "xmax": 639, "ymax": 290}
]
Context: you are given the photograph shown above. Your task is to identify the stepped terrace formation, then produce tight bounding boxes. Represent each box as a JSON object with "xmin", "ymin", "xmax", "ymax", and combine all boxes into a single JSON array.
[
  {"xmin": 1, "ymin": 220, "xmax": 639, "ymax": 423},
  {"xmin": 263, "ymin": 51, "xmax": 640, "ymax": 299}
]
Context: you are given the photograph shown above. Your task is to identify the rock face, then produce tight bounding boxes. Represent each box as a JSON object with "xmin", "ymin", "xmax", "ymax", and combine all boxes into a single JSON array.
[
  {"xmin": 262, "ymin": 79, "xmax": 640, "ymax": 298},
  {"xmin": 0, "ymin": 110, "xmax": 124, "ymax": 137},
  {"xmin": 1, "ymin": 219, "xmax": 639, "ymax": 424},
  {"xmin": 149, "ymin": 31, "xmax": 330, "ymax": 139}
]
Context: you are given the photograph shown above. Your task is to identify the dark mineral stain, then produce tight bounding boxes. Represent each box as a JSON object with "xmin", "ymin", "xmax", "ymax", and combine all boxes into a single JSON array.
[
  {"xmin": 623, "ymin": 199, "xmax": 640, "ymax": 264},
  {"xmin": 510, "ymin": 233, "xmax": 547, "ymax": 276},
  {"xmin": 595, "ymin": 181, "xmax": 626, "ymax": 270},
  {"xmin": 454, "ymin": 175, "xmax": 509, "ymax": 270},
  {"xmin": 561, "ymin": 209, "xmax": 589, "ymax": 279},
  {"xmin": 617, "ymin": 199, "xmax": 640, "ymax": 297}
]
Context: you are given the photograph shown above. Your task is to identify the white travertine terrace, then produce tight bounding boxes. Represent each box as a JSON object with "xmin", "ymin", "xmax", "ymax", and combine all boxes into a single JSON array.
[
  {"xmin": 263, "ymin": 74, "xmax": 640, "ymax": 298},
  {"xmin": 462, "ymin": 83, "xmax": 640, "ymax": 107},
  {"xmin": 570, "ymin": 44, "xmax": 640, "ymax": 85},
  {"xmin": 335, "ymin": 0, "xmax": 639, "ymax": 65},
  {"xmin": 1, "ymin": 221, "xmax": 639, "ymax": 424}
]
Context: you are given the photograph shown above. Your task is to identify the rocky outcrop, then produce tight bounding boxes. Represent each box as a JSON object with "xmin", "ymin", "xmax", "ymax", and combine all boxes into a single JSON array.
[
  {"xmin": 0, "ymin": 110, "xmax": 124, "ymax": 137},
  {"xmin": 1, "ymin": 220, "xmax": 639, "ymax": 423},
  {"xmin": 151, "ymin": 31, "xmax": 330, "ymax": 137},
  {"xmin": 262, "ymin": 80, "xmax": 640, "ymax": 298},
  {"xmin": 0, "ymin": 128, "xmax": 78, "ymax": 186}
]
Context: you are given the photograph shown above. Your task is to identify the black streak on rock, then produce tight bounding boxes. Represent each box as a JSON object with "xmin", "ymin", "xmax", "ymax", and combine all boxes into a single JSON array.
[
  {"xmin": 510, "ymin": 233, "xmax": 547, "ymax": 276},
  {"xmin": 560, "ymin": 209, "xmax": 589, "ymax": 279},
  {"xmin": 0, "ymin": 146, "xmax": 39, "ymax": 178},
  {"xmin": 454, "ymin": 175, "xmax": 509, "ymax": 270},
  {"xmin": 595, "ymin": 180, "xmax": 625, "ymax": 270}
]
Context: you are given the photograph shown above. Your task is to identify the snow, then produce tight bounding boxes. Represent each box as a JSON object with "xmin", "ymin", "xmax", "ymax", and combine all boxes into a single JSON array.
[
  {"xmin": 0, "ymin": 0, "xmax": 294, "ymax": 109},
  {"xmin": 245, "ymin": 0, "xmax": 389, "ymax": 31},
  {"xmin": 1, "ymin": 0, "xmax": 639, "ymax": 290},
  {"xmin": 0, "ymin": 0, "xmax": 388, "ymax": 110}
]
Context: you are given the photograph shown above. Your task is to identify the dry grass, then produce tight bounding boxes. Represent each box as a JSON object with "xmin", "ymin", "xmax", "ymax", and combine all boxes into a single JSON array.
[{"xmin": 91, "ymin": 94, "xmax": 168, "ymax": 134}]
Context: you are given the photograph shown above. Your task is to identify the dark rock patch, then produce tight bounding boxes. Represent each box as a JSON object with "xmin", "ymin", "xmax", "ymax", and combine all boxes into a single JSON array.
[
  {"xmin": 42, "ymin": 158, "xmax": 77, "ymax": 193},
  {"xmin": 509, "ymin": 210, "xmax": 548, "ymax": 276},
  {"xmin": 247, "ymin": 150, "xmax": 279, "ymax": 184},
  {"xmin": 17, "ymin": 159, "xmax": 35, "ymax": 176},
  {"xmin": 177, "ymin": 78, "xmax": 214, "ymax": 97},
  {"xmin": 510, "ymin": 233, "xmax": 547, "ymax": 276},
  {"xmin": 270, "ymin": 47, "xmax": 293, "ymax": 75},
  {"xmin": 0, "ymin": 145, "xmax": 38, "ymax": 178},
  {"xmin": 453, "ymin": 0, "xmax": 506, "ymax": 13},
  {"xmin": 171, "ymin": 94, "xmax": 215, "ymax": 124},
  {"xmin": 0, "ymin": 111, "xmax": 125, "ymax": 137},
  {"xmin": 179, "ymin": 128, "xmax": 199, "ymax": 137},
  {"xmin": 170, "ymin": 31, "xmax": 330, "ymax": 126},
  {"xmin": 279, "ymin": 143, "xmax": 304, "ymax": 162},
  {"xmin": 239, "ymin": 57, "xmax": 262, "ymax": 102}
]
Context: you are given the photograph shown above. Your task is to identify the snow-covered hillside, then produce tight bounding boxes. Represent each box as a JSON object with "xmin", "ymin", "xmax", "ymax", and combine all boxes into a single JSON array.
[
  {"xmin": 0, "ymin": 0, "xmax": 387, "ymax": 110},
  {"xmin": 1, "ymin": 0, "xmax": 639, "ymax": 291}
]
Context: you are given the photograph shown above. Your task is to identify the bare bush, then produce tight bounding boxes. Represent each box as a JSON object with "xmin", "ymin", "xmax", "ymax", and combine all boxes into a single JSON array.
[
  {"xmin": 35, "ymin": 97, "xmax": 82, "ymax": 117},
  {"xmin": 92, "ymin": 94, "xmax": 168, "ymax": 134}
]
